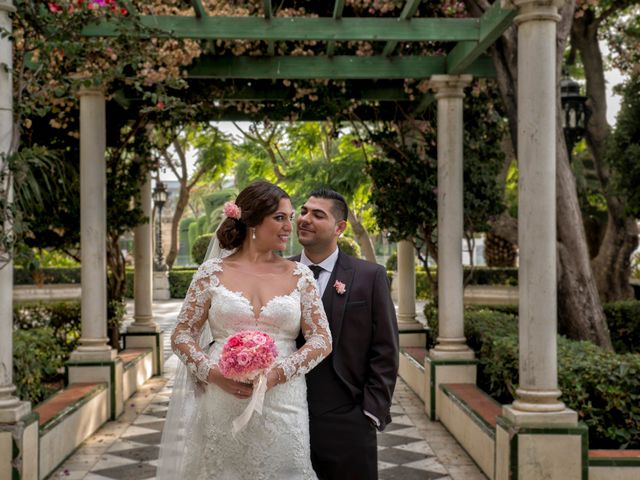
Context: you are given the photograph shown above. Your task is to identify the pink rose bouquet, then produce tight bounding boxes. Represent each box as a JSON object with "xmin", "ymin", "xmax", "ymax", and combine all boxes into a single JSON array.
[
  {"xmin": 219, "ymin": 330, "xmax": 278, "ymax": 382},
  {"xmin": 218, "ymin": 330, "xmax": 279, "ymax": 433}
]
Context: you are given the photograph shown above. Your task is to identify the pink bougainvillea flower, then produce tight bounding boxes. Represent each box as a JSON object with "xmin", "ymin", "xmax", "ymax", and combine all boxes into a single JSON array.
[{"xmin": 48, "ymin": 2, "xmax": 63, "ymax": 13}]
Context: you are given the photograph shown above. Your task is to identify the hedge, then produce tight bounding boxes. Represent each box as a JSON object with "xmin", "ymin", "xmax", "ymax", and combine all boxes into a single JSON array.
[
  {"xmin": 13, "ymin": 267, "xmax": 81, "ymax": 285},
  {"xmin": 425, "ymin": 305, "xmax": 640, "ymax": 449}
]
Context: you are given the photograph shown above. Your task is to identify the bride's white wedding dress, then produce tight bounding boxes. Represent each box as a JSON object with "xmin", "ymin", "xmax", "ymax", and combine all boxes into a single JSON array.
[{"xmin": 163, "ymin": 257, "xmax": 331, "ymax": 480}]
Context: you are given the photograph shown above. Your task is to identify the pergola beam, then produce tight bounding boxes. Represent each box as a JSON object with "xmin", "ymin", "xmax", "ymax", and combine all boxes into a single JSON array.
[
  {"xmin": 187, "ymin": 55, "xmax": 494, "ymax": 80},
  {"xmin": 382, "ymin": 0, "xmax": 422, "ymax": 56},
  {"xmin": 326, "ymin": 0, "xmax": 345, "ymax": 57},
  {"xmin": 82, "ymin": 16, "xmax": 480, "ymax": 42},
  {"xmin": 211, "ymin": 84, "xmax": 414, "ymax": 101},
  {"xmin": 446, "ymin": 1, "xmax": 514, "ymax": 74},
  {"xmin": 189, "ymin": 0, "xmax": 207, "ymax": 18}
]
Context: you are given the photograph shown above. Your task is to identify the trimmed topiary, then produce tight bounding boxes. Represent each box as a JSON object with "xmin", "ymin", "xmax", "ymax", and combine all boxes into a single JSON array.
[{"xmin": 191, "ymin": 234, "xmax": 214, "ymax": 265}]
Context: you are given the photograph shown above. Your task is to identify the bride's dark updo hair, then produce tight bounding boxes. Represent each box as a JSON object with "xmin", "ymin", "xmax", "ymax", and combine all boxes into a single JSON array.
[{"xmin": 217, "ymin": 181, "xmax": 290, "ymax": 250}]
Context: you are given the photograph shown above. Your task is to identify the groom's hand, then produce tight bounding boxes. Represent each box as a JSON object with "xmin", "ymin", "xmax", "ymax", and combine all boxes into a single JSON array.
[{"xmin": 208, "ymin": 366, "xmax": 254, "ymax": 399}]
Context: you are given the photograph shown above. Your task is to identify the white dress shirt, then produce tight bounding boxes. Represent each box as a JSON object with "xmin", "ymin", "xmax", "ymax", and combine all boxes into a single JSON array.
[{"xmin": 299, "ymin": 248, "xmax": 339, "ymax": 296}]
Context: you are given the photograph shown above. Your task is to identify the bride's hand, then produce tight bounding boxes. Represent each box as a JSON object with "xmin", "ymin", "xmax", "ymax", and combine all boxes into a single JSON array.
[
  {"xmin": 264, "ymin": 366, "xmax": 284, "ymax": 391},
  {"xmin": 207, "ymin": 366, "xmax": 253, "ymax": 399}
]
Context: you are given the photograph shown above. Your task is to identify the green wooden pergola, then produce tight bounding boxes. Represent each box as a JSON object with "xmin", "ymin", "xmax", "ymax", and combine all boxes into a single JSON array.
[{"xmin": 81, "ymin": 0, "xmax": 515, "ymax": 120}]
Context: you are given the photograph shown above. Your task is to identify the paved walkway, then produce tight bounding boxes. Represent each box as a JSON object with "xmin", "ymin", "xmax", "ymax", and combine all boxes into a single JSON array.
[{"xmin": 49, "ymin": 300, "xmax": 486, "ymax": 480}]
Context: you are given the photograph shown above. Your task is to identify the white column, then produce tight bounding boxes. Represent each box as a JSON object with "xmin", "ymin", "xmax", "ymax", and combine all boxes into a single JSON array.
[
  {"xmin": 0, "ymin": 0, "xmax": 30, "ymax": 423},
  {"xmin": 506, "ymin": 0, "xmax": 572, "ymax": 420},
  {"xmin": 70, "ymin": 87, "xmax": 114, "ymax": 362},
  {"xmin": 130, "ymin": 174, "xmax": 157, "ymax": 331},
  {"xmin": 397, "ymin": 240, "xmax": 416, "ymax": 324},
  {"xmin": 430, "ymin": 74, "xmax": 474, "ymax": 360}
]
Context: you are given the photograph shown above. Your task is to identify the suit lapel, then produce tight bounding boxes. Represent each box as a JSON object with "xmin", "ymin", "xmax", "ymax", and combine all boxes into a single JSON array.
[{"xmin": 328, "ymin": 252, "xmax": 355, "ymax": 349}]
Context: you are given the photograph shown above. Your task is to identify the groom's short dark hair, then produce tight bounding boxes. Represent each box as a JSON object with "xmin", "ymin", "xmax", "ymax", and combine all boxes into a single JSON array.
[{"xmin": 309, "ymin": 188, "xmax": 348, "ymax": 222}]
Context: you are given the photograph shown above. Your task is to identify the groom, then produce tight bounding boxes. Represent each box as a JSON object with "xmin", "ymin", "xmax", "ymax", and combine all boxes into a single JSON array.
[{"xmin": 294, "ymin": 188, "xmax": 399, "ymax": 480}]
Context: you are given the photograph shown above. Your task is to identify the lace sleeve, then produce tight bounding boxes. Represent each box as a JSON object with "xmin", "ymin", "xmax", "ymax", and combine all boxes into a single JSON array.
[
  {"xmin": 170, "ymin": 259, "xmax": 219, "ymax": 383},
  {"xmin": 278, "ymin": 264, "xmax": 332, "ymax": 380}
]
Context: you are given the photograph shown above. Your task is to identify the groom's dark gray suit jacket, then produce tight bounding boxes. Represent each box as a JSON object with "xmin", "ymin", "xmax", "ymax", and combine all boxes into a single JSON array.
[{"xmin": 293, "ymin": 250, "xmax": 399, "ymax": 430}]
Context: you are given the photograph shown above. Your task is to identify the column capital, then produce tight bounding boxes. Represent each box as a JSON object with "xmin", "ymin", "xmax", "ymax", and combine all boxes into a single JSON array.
[
  {"xmin": 501, "ymin": 0, "xmax": 563, "ymax": 24},
  {"xmin": 77, "ymin": 85, "xmax": 106, "ymax": 98},
  {"xmin": 429, "ymin": 75, "xmax": 472, "ymax": 99},
  {"xmin": 0, "ymin": 1, "xmax": 16, "ymax": 13}
]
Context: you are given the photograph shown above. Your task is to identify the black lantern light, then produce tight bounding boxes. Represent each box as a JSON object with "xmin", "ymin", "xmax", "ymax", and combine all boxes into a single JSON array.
[
  {"xmin": 152, "ymin": 181, "xmax": 168, "ymax": 271},
  {"xmin": 560, "ymin": 75, "xmax": 589, "ymax": 158}
]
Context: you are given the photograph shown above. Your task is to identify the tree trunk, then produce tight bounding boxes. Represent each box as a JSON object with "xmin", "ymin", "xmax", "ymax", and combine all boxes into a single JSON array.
[
  {"xmin": 465, "ymin": 0, "xmax": 612, "ymax": 348},
  {"xmin": 165, "ymin": 182, "xmax": 190, "ymax": 269},
  {"xmin": 106, "ymin": 233, "xmax": 125, "ymax": 350},
  {"xmin": 571, "ymin": 11, "xmax": 638, "ymax": 301},
  {"xmin": 347, "ymin": 209, "xmax": 377, "ymax": 262}
]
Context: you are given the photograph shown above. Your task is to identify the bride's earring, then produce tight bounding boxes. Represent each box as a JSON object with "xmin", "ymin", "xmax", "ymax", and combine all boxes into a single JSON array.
[{"xmin": 252, "ymin": 228, "xmax": 256, "ymax": 240}]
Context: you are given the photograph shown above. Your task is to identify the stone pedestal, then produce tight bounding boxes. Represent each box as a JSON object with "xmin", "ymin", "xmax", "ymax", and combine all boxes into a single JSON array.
[
  {"xmin": 0, "ymin": 412, "xmax": 39, "ymax": 480},
  {"xmin": 66, "ymin": 360, "xmax": 124, "ymax": 420},
  {"xmin": 153, "ymin": 271, "xmax": 171, "ymax": 300},
  {"xmin": 496, "ymin": 408, "xmax": 585, "ymax": 480},
  {"xmin": 122, "ymin": 331, "xmax": 165, "ymax": 376}
]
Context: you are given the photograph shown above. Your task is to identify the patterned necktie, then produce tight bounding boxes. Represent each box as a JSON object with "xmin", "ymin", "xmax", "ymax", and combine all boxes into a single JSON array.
[{"xmin": 308, "ymin": 265, "xmax": 323, "ymax": 279}]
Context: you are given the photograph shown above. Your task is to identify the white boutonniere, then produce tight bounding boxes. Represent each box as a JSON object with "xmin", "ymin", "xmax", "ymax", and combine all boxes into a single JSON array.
[{"xmin": 333, "ymin": 280, "xmax": 346, "ymax": 295}]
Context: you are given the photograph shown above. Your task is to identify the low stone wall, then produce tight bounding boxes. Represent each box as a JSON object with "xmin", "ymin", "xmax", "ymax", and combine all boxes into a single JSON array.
[{"xmin": 36, "ymin": 383, "xmax": 109, "ymax": 479}]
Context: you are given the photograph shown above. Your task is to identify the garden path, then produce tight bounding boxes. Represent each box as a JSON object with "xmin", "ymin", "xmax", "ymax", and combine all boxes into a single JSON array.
[{"xmin": 48, "ymin": 299, "xmax": 486, "ymax": 480}]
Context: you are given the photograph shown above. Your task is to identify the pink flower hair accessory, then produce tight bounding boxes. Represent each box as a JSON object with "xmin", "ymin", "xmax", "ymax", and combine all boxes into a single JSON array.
[
  {"xmin": 223, "ymin": 201, "xmax": 242, "ymax": 220},
  {"xmin": 334, "ymin": 280, "xmax": 346, "ymax": 295}
]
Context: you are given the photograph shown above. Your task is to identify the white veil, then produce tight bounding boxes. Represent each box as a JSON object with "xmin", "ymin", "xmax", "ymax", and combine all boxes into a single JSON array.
[{"xmin": 156, "ymin": 224, "xmax": 234, "ymax": 479}]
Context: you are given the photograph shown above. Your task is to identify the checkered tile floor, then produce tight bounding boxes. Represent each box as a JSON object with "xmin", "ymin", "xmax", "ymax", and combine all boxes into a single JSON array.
[{"xmin": 49, "ymin": 300, "xmax": 485, "ymax": 480}]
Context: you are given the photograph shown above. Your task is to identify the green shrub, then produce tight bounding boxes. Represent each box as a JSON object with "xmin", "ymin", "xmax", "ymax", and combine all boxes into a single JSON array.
[
  {"xmin": 464, "ymin": 267, "xmax": 518, "ymax": 286},
  {"xmin": 13, "ymin": 327, "xmax": 66, "ymax": 403},
  {"xmin": 191, "ymin": 234, "xmax": 214, "ymax": 265},
  {"xmin": 416, "ymin": 271, "xmax": 434, "ymax": 300},
  {"xmin": 13, "ymin": 267, "xmax": 81, "ymax": 285},
  {"xmin": 386, "ymin": 252, "xmax": 397, "ymax": 271},
  {"xmin": 603, "ymin": 300, "xmax": 640, "ymax": 354},
  {"xmin": 188, "ymin": 221, "xmax": 200, "ymax": 255},
  {"xmin": 425, "ymin": 304, "xmax": 640, "ymax": 448},
  {"xmin": 169, "ymin": 269, "xmax": 197, "ymax": 298},
  {"xmin": 203, "ymin": 189, "xmax": 235, "ymax": 216},
  {"xmin": 337, "ymin": 236, "xmax": 361, "ymax": 257},
  {"xmin": 13, "ymin": 300, "xmax": 81, "ymax": 353},
  {"xmin": 125, "ymin": 270, "xmax": 134, "ymax": 298},
  {"xmin": 197, "ymin": 216, "xmax": 211, "ymax": 239}
]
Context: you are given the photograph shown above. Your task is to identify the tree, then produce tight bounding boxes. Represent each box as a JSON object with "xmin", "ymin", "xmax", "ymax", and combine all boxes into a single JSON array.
[
  {"xmin": 233, "ymin": 121, "xmax": 379, "ymax": 262},
  {"xmin": 464, "ymin": 0, "xmax": 613, "ymax": 349},
  {"xmin": 154, "ymin": 124, "xmax": 232, "ymax": 269},
  {"xmin": 606, "ymin": 75, "xmax": 640, "ymax": 219},
  {"xmin": 366, "ymin": 81, "xmax": 506, "ymax": 284},
  {"xmin": 4, "ymin": 1, "xmax": 202, "ymax": 347},
  {"xmin": 569, "ymin": 0, "xmax": 640, "ymax": 302}
]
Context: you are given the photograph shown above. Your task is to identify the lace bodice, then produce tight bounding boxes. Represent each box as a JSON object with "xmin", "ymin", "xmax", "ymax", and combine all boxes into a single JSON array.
[{"xmin": 171, "ymin": 258, "xmax": 332, "ymax": 384}]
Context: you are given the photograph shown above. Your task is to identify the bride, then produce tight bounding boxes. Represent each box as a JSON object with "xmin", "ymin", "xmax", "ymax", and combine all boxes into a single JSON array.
[{"xmin": 157, "ymin": 181, "xmax": 332, "ymax": 479}]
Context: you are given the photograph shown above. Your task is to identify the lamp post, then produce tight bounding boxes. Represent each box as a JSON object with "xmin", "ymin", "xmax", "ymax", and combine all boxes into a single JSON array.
[
  {"xmin": 560, "ymin": 75, "xmax": 589, "ymax": 159},
  {"xmin": 152, "ymin": 181, "xmax": 168, "ymax": 272}
]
